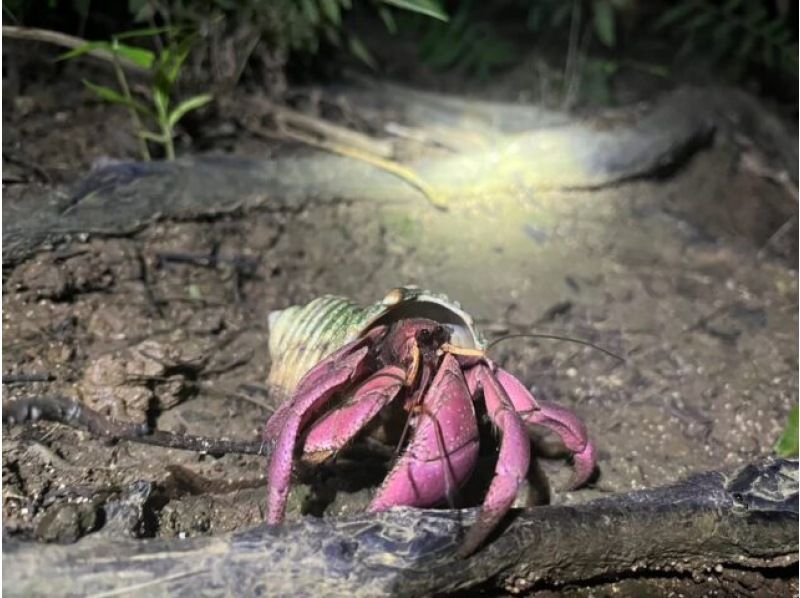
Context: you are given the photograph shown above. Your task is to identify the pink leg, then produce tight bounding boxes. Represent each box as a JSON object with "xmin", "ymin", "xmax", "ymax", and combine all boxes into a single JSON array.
[
  {"xmin": 262, "ymin": 398, "xmax": 293, "ymax": 444},
  {"xmin": 460, "ymin": 365, "xmax": 530, "ymax": 557},
  {"xmin": 266, "ymin": 328, "xmax": 385, "ymax": 524},
  {"xmin": 369, "ymin": 354, "xmax": 479, "ymax": 511},
  {"xmin": 300, "ymin": 366, "xmax": 406, "ymax": 463},
  {"xmin": 494, "ymin": 367, "xmax": 596, "ymax": 489}
]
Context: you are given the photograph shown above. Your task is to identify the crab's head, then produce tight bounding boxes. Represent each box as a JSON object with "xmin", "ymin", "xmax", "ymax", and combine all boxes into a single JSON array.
[{"xmin": 382, "ymin": 318, "xmax": 450, "ymax": 374}]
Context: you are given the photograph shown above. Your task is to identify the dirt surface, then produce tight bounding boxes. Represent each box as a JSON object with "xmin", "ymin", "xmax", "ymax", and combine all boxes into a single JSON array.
[{"xmin": 3, "ymin": 43, "xmax": 798, "ymax": 596}]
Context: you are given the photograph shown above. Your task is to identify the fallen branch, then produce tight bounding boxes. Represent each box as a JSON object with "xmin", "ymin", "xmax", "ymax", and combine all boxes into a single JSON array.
[{"xmin": 3, "ymin": 459, "xmax": 797, "ymax": 595}]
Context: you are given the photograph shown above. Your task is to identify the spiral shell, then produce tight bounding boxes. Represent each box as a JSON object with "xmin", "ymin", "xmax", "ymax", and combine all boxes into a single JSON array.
[{"xmin": 267, "ymin": 287, "xmax": 486, "ymax": 396}]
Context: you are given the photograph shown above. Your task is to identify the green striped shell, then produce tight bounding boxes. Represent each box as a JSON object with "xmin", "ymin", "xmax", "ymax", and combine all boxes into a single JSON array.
[{"xmin": 267, "ymin": 287, "xmax": 486, "ymax": 396}]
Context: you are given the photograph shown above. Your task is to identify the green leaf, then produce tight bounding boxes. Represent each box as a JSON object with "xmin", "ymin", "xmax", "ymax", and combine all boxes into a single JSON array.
[
  {"xmin": 420, "ymin": 7, "xmax": 467, "ymax": 59},
  {"xmin": 319, "ymin": 0, "xmax": 341, "ymax": 25},
  {"xmin": 108, "ymin": 41, "xmax": 155, "ymax": 69},
  {"xmin": 775, "ymin": 405, "xmax": 798, "ymax": 457},
  {"xmin": 685, "ymin": 11, "xmax": 713, "ymax": 31},
  {"xmin": 301, "ymin": 0, "xmax": 320, "ymax": 25},
  {"xmin": 83, "ymin": 80, "xmax": 127, "ymax": 104},
  {"xmin": 58, "ymin": 41, "xmax": 109, "ymax": 61},
  {"xmin": 58, "ymin": 38, "xmax": 155, "ymax": 69},
  {"xmin": 721, "ymin": 0, "xmax": 742, "ymax": 13},
  {"xmin": 323, "ymin": 24, "xmax": 342, "ymax": 46},
  {"xmin": 593, "ymin": 0, "xmax": 616, "ymax": 47},
  {"xmin": 82, "ymin": 80, "xmax": 148, "ymax": 114},
  {"xmin": 653, "ymin": 3, "xmax": 697, "ymax": 30},
  {"xmin": 115, "ymin": 26, "xmax": 174, "ymax": 40},
  {"xmin": 2, "ymin": 3, "xmax": 19, "ymax": 24},
  {"xmin": 348, "ymin": 36, "xmax": 378, "ymax": 70},
  {"xmin": 378, "ymin": 6, "xmax": 398, "ymax": 34},
  {"xmin": 380, "ymin": 0, "xmax": 447, "ymax": 22},
  {"xmin": 128, "ymin": 0, "xmax": 154, "ymax": 23},
  {"xmin": 425, "ymin": 22, "xmax": 470, "ymax": 69},
  {"xmin": 167, "ymin": 94, "xmax": 213, "ymax": 128},
  {"xmin": 157, "ymin": 36, "xmax": 194, "ymax": 86}
]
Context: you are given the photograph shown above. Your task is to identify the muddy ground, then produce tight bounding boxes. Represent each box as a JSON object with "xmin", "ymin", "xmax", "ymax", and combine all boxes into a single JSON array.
[{"xmin": 3, "ymin": 45, "xmax": 798, "ymax": 596}]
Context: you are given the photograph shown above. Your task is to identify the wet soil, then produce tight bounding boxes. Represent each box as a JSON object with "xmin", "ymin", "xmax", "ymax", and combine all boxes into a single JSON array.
[{"xmin": 3, "ymin": 45, "xmax": 798, "ymax": 596}]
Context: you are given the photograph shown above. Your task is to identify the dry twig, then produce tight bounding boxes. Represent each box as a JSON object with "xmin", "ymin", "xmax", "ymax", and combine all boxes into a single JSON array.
[{"xmin": 3, "ymin": 395, "xmax": 266, "ymax": 457}]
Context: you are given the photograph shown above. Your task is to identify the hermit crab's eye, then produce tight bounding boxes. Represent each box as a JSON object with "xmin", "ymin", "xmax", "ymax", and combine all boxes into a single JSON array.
[{"xmin": 417, "ymin": 329, "xmax": 432, "ymax": 343}]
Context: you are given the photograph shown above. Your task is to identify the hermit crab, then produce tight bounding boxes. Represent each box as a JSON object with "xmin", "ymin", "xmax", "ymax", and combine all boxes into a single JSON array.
[{"xmin": 263, "ymin": 287, "xmax": 596, "ymax": 556}]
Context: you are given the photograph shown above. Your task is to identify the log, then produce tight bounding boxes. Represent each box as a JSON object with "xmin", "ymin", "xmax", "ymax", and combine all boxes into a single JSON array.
[
  {"xmin": 4, "ymin": 458, "xmax": 797, "ymax": 596},
  {"xmin": 2, "ymin": 87, "xmax": 720, "ymax": 266}
]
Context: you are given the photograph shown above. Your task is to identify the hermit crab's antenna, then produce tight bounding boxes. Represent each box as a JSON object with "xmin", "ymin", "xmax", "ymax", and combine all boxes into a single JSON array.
[{"xmin": 488, "ymin": 333, "xmax": 626, "ymax": 363}]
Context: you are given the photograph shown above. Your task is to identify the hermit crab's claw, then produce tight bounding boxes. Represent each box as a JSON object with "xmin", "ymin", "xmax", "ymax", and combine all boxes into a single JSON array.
[
  {"xmin": 368, "ymin": 354, "xmax": 479, "ymax": 512},
  {"xmin": 300, "ymin": 365, "xmax": 406, "ymax": 463},
  {"xmin": 265, "ymin": 326, "xmax": 386, "ymax": 524},
  {"xmin": 494, "ymin": 367, "xmax": 596, "ymax": 490}
]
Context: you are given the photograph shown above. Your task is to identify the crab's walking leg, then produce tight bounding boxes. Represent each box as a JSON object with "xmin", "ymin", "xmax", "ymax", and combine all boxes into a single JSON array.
[
  {"xmin": 265, "ymin": 328, "xmax": 385, "ymax": 524},
  {"xmin": 461, "ymin": 365, "xmax": 531, "ymax": 557},
  {"xmin": 495, "ymin": 367, "xmax": 596, "ymax": 489},
  {"xmin": 300, "ymin": 366, "xmax": 406, "ymax": 463},
  {"xmin": 369, "ymin": 354, "xmax": 479, "ymax": 511},
  {"xmin": 262, "ymin": 397, "xmax": 294, "ymax": 445}
]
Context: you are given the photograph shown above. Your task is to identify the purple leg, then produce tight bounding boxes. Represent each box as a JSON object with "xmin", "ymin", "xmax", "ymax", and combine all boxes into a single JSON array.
[
  {"xmin": 494, "ymin": 366, "xmax": 596, "ymax": 489},
  {"xmin": 369, "ymin": 354, "xmax": 480, "ymax": 511},
  {"xmin": 265, "ymin": 328, "xmax": 385, "ymax": 524},
  {"xmin": 262, "ymin": 398, "xmax": 293, "ymax": 445},
  {"xmin": 460, "ymin": 364, "xmax": 530, "ymax": 557},
  {"xmin": 300, "ymin": 366, "xmax": 406, "ymax": 463}
]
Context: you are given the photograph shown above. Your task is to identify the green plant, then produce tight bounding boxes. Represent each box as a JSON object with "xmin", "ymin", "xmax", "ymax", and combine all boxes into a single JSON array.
[
  {"xmin": 526, "ymin": 0, "xmax": 624, "ymax": 48},
  {"xmin": 399, "ymin": 1, "xmax": 516, "ymax": 79},
  {"xmin": 775, "ymin": 405, "xmax": 798, "ymax": 458},
  {"xmin": 524, "ymin": 0, "xmax": 628, "ymax": 106},
  {"xmin": 61, "ymin": 28, "xmax": 213, "ymax": 160},
  {"xmin": 655, "ymin": 0, "xmax": 798, "ymax": 78},
  {"xmin": 140, "ymin": 0, "xmax": 448, "ymax": 89}
]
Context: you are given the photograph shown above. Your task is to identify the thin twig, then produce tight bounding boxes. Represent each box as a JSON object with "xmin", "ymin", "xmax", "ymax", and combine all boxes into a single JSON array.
[
  {"xmin": 4, "ymin": 396, "xmax": 266, "ymax": 457},
  {"xmin": 3, "ymin": 373, "xmax": 54, "ymax": 384},
  {"xmin": 757, "ymin": 216, "xmax": 796, "ymax": 259},
  {"xmin": 2, "ymin": 26, "xmax": 147, "ymax": 74}
]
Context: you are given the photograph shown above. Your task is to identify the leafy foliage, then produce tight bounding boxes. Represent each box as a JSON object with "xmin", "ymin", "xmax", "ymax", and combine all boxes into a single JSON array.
[
  {"xmin": 654, "ymin": 0, "xmax": 798, "ymax": 77},
  {"xmin": 400, "ymin": 1, "xmax": 516, "ymax": 78},
  {"xmin": 525, "ymin": 0, "xmax": 622, "ymax": 48},
  {"xmin": 135, "ymin": 0, "xmax": 448, "ymax": 81},
  {"xmin": 61, "ymin": 28, "xmax": 213, "ymax": 160}
]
